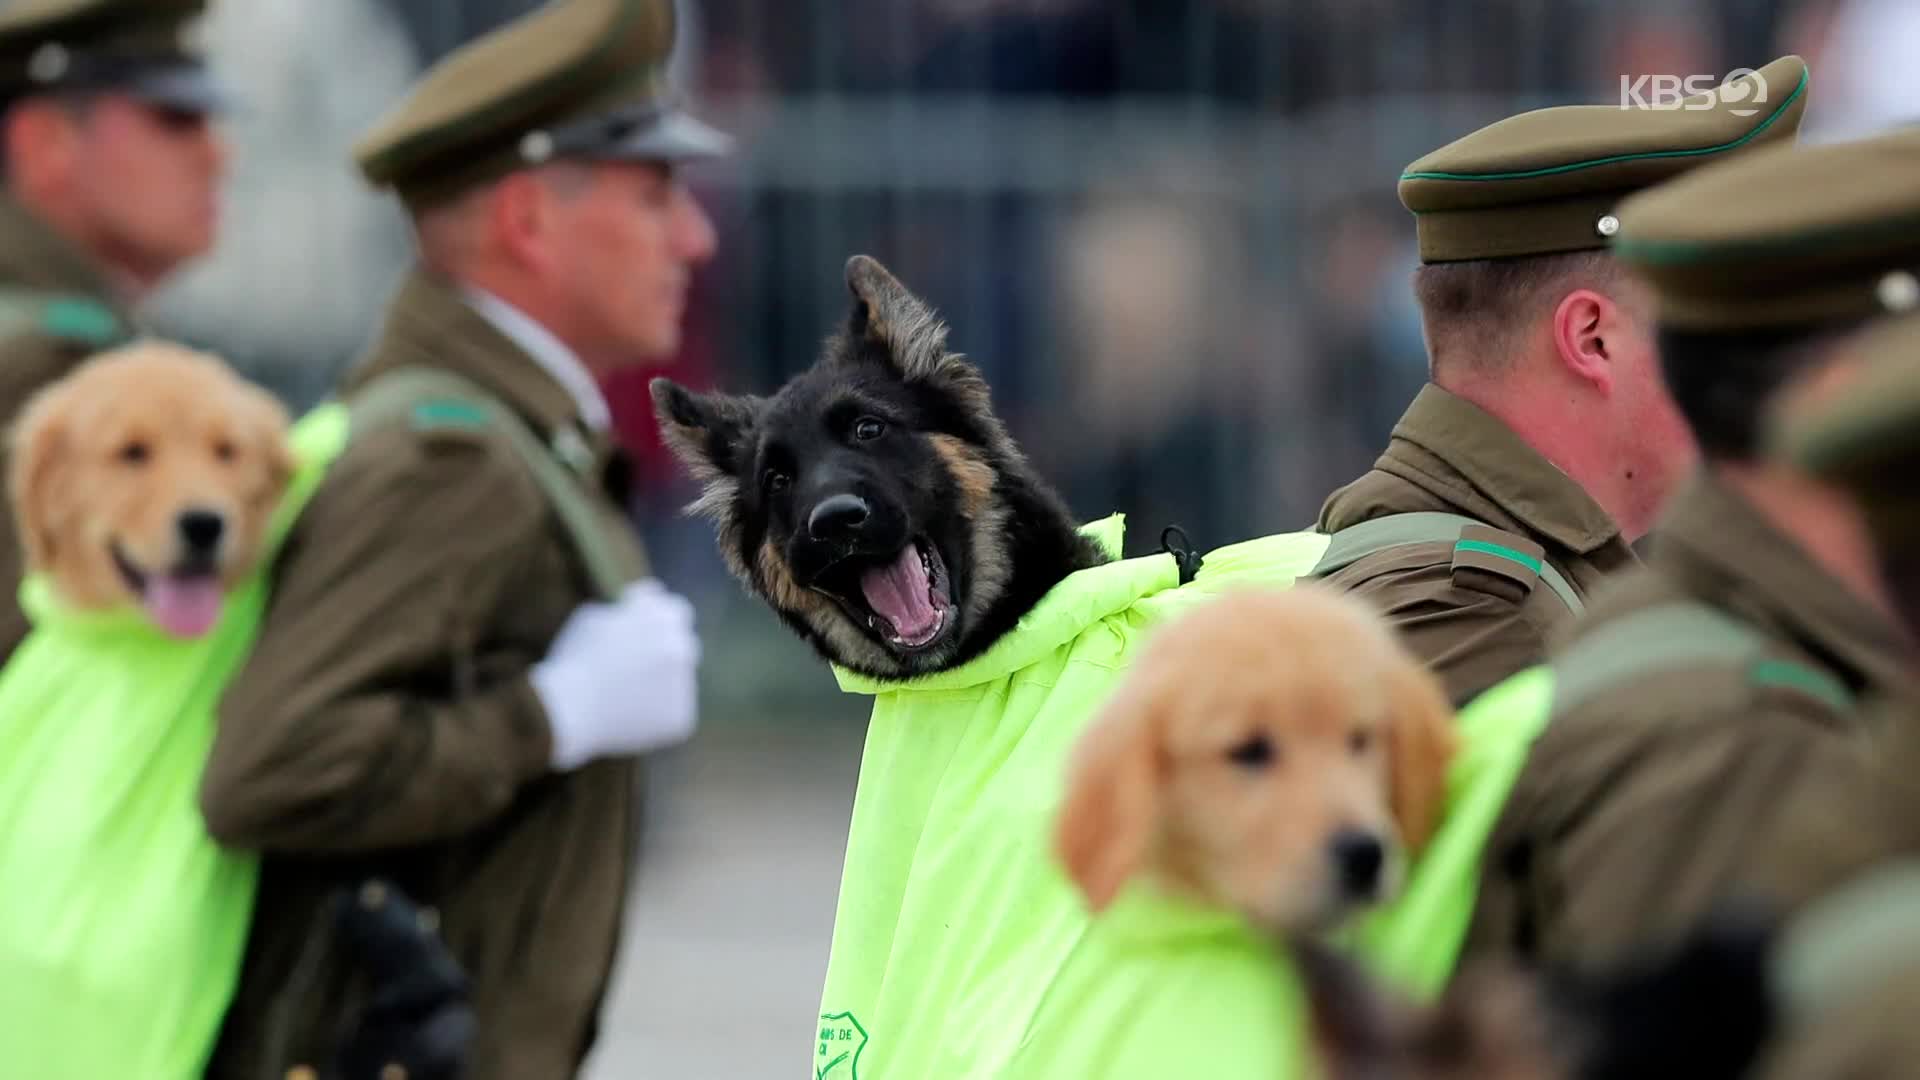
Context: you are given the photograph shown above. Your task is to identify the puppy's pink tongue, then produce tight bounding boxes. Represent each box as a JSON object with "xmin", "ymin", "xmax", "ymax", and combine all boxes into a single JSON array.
[
  {"xmin": 860, "ymin": 542, "xmax": 939, "ymax": 642},
  {"xmin": 143, "ymin": 576, "xmax": 224, "ymax": 638}
]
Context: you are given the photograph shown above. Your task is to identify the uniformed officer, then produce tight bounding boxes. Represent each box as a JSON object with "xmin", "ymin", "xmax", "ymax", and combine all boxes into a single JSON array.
[
  {"xmin": 0, "ymin": 0, "xmax": 229, "ymax": 658},
  {"xmin": 1463, "ymin": 124, "xmax": 1920, "ymax": 981},
  {"xmin": 1308, "ymin": 56, "xmax": 1808, "ymax": 707},
  {"xmin": 1750, "ymin": 316, "xmax": 1920, "ymax": 1080},
  {"xmin": 194, "ymin": 1, "xmax": 725, "ymax": 1076}
]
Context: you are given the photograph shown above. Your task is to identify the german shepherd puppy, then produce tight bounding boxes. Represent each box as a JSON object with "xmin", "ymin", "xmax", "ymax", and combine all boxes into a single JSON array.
[{"xmin": 650, "ymin": 255, "xmax": 1108, "ymax": 678}]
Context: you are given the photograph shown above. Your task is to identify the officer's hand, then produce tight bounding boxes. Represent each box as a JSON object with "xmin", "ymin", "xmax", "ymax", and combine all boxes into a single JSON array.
[{"xmin": 530, "ymin": 578, "xmax": 701, "ymax": 770}]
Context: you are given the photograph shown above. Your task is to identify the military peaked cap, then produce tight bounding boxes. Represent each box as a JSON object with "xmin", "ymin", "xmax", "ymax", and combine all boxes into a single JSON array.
[
  {"xmin": 0, "ymin": 0, "xmax": 227, "ymax": 113},
  {"xmin": 1609, "ymin": 125, "xmax": 1920, "ymax": 333},
  {"xmin": 1399, "ymin": 55, "xmax": 1808, "ymax": 264},
  {"xmin": 354, "ymin": 0, "xmax": 732, "ymax": 209}
]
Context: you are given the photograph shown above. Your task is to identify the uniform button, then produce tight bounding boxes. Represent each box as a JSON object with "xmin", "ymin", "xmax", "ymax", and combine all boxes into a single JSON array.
[
  {"xmin": 382, "ymin": 1065, "xmax": 410, "ymax": 1080},
  {"xmin": 360, "ymin": 880, "xmax": 388, "ymax": 909},
  {"xmin": 285, "ymin": 1067, "xmax": 318, "ymax": 1080}
]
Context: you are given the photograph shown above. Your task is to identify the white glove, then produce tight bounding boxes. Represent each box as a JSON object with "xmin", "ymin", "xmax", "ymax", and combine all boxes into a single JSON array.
[{"xmin": 531, "ymin": 578, "xmax": 702, "ymax": 770}]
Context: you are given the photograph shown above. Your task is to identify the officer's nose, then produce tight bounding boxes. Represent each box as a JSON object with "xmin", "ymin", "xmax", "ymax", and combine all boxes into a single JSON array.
[{"xmin": 808, "ymin": 494, "xmax": 871, "ymax": 542}]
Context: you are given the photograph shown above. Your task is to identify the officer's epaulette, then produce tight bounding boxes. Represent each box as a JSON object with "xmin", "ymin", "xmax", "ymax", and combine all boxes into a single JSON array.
[
  {"xmin": 1449, "ymin": 523, "xmax": 1546, "ymax": 597},
  {"xmin": 408, "ymin": 399, "xmax": 491, "ymax": 432},
  {"xmin": 0, "ymin": 288, "xmax": 122, "ymax": 349}
]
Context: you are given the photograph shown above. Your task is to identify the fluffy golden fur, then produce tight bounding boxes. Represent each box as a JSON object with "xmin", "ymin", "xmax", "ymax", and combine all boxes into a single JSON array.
[
  {"xmin": 1054, "ymin": 584, "xmax": 1458, "ymax": 934},
  {"xmin": 8, "ymin": 340, "xmax": 293, "ymax": 632}
]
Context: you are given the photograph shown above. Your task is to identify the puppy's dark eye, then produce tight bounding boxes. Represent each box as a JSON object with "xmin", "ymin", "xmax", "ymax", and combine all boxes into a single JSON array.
[
  {"xmin": 1349, "ymin": 729, "xmax": 1373, "ymax": 756},
  {"xmin": 762, "ymin": 468, "xmax": 790, "ymax": 494},
  {"xmin": 1226, "ymin": 734, "xmax": 1275, "ymax": 769},
  {"xmin": 118, "ymin": 441, "xmax": 149, "ymax": 465},
  {"xmin": 852, "ymin": 417, "xmax": 885, "ymax": 442},
  {"xmin": 214, "ymin": 440, "xmax": 236, "ymax": 463}
]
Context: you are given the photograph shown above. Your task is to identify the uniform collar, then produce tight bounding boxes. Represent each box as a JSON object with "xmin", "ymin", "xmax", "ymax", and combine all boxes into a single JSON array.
[
  {"xmin": 345, "ymin": 265, "xmax": 618, "ymax": 474},
  {"xmin": 1653, "ymin": 470, "xmax": 1915, "ymax": 697},
  {"xmin": 1349, "ymin": 384, "xmax": 1623, "ymax": 555},
  {"xmin": 456, "ymin": 284, "xmax": 612, "ymax": 433},
  {"xmin": 0, "ymin": 191, "xmax": 135, "ymax": 320}
]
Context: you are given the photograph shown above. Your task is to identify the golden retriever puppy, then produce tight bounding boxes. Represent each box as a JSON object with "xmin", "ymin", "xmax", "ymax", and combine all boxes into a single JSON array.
[
  {"xmin": 8, "ymin": 340, "xmax": 293, "ymax": 637},
  {"xmin": 1054, "ymin": 584, "xmax": 1457, "ymax": 934}
]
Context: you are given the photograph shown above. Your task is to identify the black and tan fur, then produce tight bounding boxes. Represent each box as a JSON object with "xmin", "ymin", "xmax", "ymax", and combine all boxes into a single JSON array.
[{"xmin": 651, "ymin": 254, "xmax": 1107, "ymax": 679}]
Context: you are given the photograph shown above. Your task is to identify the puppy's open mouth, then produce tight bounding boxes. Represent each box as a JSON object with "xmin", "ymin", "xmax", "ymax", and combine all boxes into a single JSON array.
[
  {"xmin": 813, "ymin": 537, "xmax": 956, "ymax": 653},
  {"xmin": 111, "ymin": 542, "xmax": 225, "ymax": 638}
]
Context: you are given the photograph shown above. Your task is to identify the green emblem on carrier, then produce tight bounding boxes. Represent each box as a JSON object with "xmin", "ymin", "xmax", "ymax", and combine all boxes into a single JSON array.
[{"xmin": 816, "ymin": 1011, "xmax": 868, "ymax": 1079}]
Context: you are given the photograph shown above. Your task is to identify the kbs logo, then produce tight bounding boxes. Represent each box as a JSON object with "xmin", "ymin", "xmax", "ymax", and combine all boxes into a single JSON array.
[{"xmin": 1620, "ymin": 68, "xmax": 1767, "ymax": 116}]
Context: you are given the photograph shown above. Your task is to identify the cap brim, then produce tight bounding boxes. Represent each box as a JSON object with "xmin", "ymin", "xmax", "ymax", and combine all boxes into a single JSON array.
[
  {"xmin": 122, "ymin": 65, "xmax": 233, "ymax": 115},
  {"xmin": 591, "ymin": 109, "xmax": 733, "ymax": 163}
]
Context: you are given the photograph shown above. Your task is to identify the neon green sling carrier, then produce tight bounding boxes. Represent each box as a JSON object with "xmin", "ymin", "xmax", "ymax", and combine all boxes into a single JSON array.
[
  {"xmin": 0, "ymin": 365, "xmax": 626, "ymax": 1079},
  {"xmin": 813, "ymin": 515, "xmax": 1558, "ymax": 1080},
  {"xmin": 0, "ymin": 402, "xmax": 347, "ymax": 1080}
]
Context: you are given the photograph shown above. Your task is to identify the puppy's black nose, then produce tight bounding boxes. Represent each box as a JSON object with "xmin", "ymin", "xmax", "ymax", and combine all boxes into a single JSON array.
[
  {"xmin": 1329, "ymin": 829, "xmax": 1385, "ymax": 900},
  {"xmin": 178, "ymin": 509, "xmax": 226, "ymax": 553},
  {"xmin": 808, "ymin": 493, "xmax": 871, "ymax": 541}
]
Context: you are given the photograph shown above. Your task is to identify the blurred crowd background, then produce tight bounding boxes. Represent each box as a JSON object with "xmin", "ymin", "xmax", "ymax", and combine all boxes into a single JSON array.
[
  {"xmin": 139, "ymin": 0, "xmax": 1920, "ymax": 684},
  {"xmin": 110, "ymin": 2, "xmax": 1918, "ymax": 1072},
  {"xmin": 139, "ymin": 0, "xmax": 1920, "ymax": 707}
]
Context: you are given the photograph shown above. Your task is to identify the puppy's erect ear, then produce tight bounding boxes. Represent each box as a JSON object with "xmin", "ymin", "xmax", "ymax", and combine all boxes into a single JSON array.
[
  {"xmin": 1386, "ymin": 659, "xmax": 1458, "ymax": 858},
  {"xmin": 842, "ymin": 254, "xmax": 999, "ymax": 424},
  {"xmin": 7, "ymin": 381, "xmax": 71, "ymax": 573},
  {"xmin": 843, "ymin": 254, "xmax": 967, "ymax": 383},
  {"xmin": 1054, "ymin": 678, "xmax": 1168, "ymax": 913},
  {"xmin": 649, "ymin": 377, "xmax": 762, "ymax": 517}
]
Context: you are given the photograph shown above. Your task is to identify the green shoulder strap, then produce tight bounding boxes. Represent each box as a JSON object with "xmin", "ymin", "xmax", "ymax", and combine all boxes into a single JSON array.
[
  {"xmin": 0, "ymin": 287, "xmax": 124, "ymax": 349},
  {"xmin": 341, "ymin": 366, "xmax": 633, "ymax": 602},
  {"xmin": 1548, "ymin": 601, "xmax": 1855, "ymax": 717},
  {"xmin": 1309, "ymin": 510, "xmax": 1586, "ymax": 618}
]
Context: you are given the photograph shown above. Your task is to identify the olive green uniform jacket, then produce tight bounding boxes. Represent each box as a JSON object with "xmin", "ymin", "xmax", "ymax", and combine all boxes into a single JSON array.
[
  {"xmin": 1316, "ymin": 384, "xmax": 1638, "ymax": 706},
  {"xmin": 1463, "ymin": 473, "xmax": 1918, "ymax": 977},
  {"xmin": 199, "ymin": 267, "xmax": 650, "ymax": 1080},
  {"xmin": 0, "ymin": 193, "xmax": 134, "ymax": 659}
]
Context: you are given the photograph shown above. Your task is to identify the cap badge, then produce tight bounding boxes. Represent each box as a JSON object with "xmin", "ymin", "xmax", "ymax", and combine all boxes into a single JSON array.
[
  {"xmin": 518, "ymin": 130, "xmax": 554, "ymax": 165},
  {"xmin": 27, "ymin": 42, "xmax": 68, "ymax": 84},
  {"xmin": 1877, "ymin": 270, "xmax": 1920, "ymax": 313}
]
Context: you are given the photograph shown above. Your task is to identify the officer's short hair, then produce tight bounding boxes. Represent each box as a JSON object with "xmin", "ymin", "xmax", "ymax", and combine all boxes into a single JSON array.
[{"xmin": 1411, "ymin": 250, "xmax": 1627, "ymax": 377}]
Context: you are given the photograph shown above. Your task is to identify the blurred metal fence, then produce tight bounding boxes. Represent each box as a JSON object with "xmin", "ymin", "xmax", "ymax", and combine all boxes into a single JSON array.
[{"xmin": 144, "ymin": 0, "xmax": 1828, "ymax": 602}]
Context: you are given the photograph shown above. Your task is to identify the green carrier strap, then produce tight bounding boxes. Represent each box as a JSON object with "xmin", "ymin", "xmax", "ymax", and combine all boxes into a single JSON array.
[
  {"xmin": 1548, "ymin": 601, "xmax": 1855, "ymax": 717},
  {"xmin": 1309, "ymin": 510, "xmax": 1587, "ymax": 618},
  {"xmin": 341, "ymin": 366, "xmax": 636, "ymax": 602},
  {"xmin": 0, "ymin": 287, "xmax": 125, "ymax": 350}
]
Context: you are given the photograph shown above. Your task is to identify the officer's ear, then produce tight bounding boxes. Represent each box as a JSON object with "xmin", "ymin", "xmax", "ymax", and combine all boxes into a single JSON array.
[
  {"xmin": 2, "ymin": 99, "xmax": 85, "ymax": 197},
  {"xmin": 1386, "ymin": 659, "xmax": 1457, "ymax": 858},
  {"xmin": 1054, "ymin": 670, "xmax": 1169, "ymax": 914}
]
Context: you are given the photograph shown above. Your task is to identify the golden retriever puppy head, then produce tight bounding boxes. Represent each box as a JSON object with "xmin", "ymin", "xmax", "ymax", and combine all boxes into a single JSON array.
[
  {"xmin": 9, "ymin": 340, "xmax": 294, "ymax": 637},
  {"xmin": 1054, "ymin": 585, "xmax": 1457, "ymax": 934}
]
